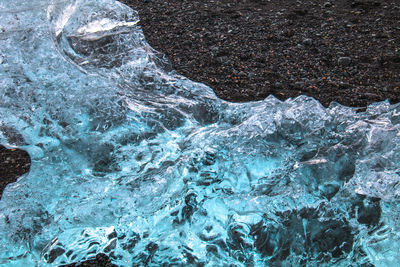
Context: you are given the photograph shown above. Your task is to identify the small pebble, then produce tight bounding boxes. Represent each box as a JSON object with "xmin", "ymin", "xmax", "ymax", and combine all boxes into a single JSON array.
[
  {"xmin": 338, "ymin": 57, "xmax": 352, "ymax": 66},
  {"xmin": 294, "ymin": 81, "xmax": 305, "ymax": 88},
  {"xmin": 217, "ymin": 56, "xmax": 228, "ymax": 64},
  {"xmin": 211, "ymin": 45, "xmax": 220, "ymax": 54},
  {"xmin": 303, "ymin": 38, "xmax": 313, "ymax": 46}
]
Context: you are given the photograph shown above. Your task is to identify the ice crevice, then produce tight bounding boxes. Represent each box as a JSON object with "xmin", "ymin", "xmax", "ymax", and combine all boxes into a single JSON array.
[{"xmin": 0, "ymin": 0, "xmax": 400, "ymax": 266}]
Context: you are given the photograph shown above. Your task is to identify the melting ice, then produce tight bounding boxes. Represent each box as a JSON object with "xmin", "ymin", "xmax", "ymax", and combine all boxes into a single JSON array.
[{"xmin": 1, "ymin": 0, "xmax": 400, "ymax": 266}]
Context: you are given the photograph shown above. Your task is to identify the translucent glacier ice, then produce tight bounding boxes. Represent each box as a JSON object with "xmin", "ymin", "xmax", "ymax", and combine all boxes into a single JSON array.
[{"xmin": 1, "ymin": 0, "xmax": 400, "ymax": 266}]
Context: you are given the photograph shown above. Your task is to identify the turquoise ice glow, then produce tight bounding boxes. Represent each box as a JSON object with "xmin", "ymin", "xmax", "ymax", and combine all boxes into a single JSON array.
[{"xmin": 1, "ymin": 0, "xmax": 400, "ymax": 266}]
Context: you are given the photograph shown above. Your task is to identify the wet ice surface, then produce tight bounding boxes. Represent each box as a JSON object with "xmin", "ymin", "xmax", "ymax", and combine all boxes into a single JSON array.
[{"xmin": 1, "ymin": 0, "xmax": 400, "ymax": 266}]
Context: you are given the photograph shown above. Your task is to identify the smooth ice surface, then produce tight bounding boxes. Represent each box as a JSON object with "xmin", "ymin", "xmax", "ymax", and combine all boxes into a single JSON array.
[{"xmin": 1, "ymin": 0, "xmax": 400, "ymax": 266}]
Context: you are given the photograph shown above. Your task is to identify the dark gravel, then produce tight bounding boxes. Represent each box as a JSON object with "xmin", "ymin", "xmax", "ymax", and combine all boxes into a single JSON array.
[
  {"xmin": 0, "ymin": 145, "xmax": 30, "ymax": 199},
  {"xmin": 59, "ymin": 253, "xmax": 117, "ymax": 267},
  {"xmin": 1, "ymin": 0, "xmax": 400, "ymax": 265},
  {"xmin": 122, "ymin": 0, "xmax": 400, "ymax": 107}
]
